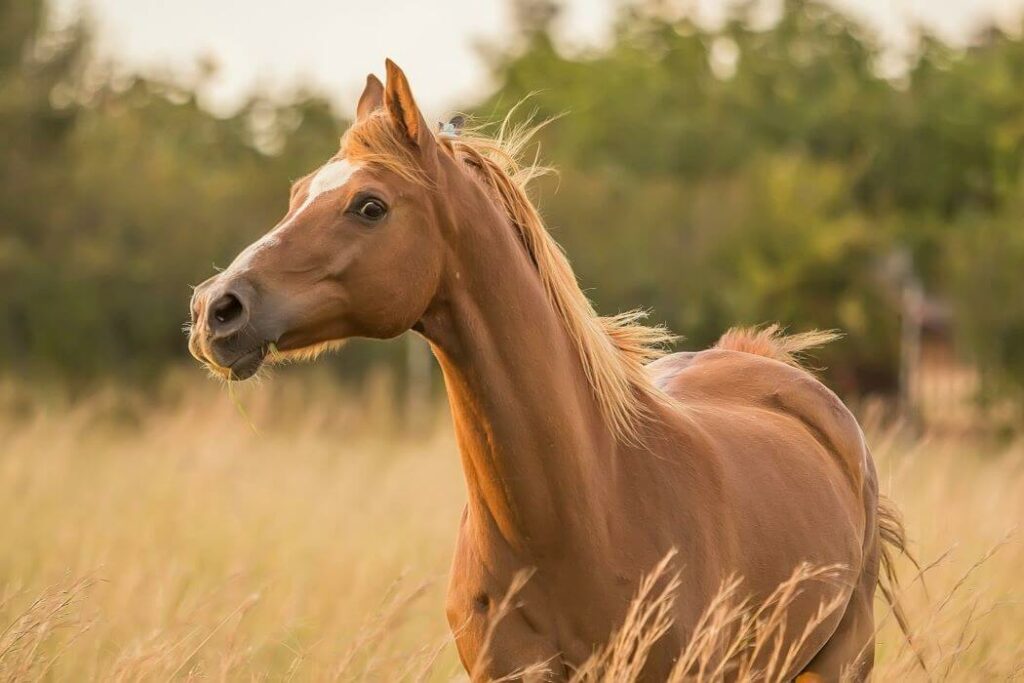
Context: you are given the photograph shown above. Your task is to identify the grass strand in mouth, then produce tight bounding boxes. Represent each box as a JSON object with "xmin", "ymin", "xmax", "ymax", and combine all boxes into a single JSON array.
[{"xmin": 226, "ymin": 366, "xmax": 260, "ymax": 435}]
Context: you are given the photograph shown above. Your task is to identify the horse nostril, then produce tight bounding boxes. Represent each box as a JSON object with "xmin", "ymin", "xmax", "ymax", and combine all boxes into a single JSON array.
[
  {"xmin": 213, "ymin": 294, "xmax": 243, "ymax": 324},
  {"xmin": 208, "ymin": 292, "xmax": 247, "ymax": 335}
]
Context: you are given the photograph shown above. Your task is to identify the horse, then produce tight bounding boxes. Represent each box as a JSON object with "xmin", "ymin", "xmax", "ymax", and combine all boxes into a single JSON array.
[{"xmin": 188, "ymin": 60, "xmax": 910, "ymax": 681}]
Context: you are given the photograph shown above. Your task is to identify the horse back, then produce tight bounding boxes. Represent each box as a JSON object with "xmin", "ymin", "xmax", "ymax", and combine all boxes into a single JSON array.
[{"xmin": 651, "ymin": 348, "xmax": 869, "ymax": 492}]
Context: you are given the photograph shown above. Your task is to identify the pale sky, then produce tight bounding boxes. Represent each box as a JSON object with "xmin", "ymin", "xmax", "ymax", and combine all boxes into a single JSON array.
[{"xmin": 52, "ymin": 0, "xmax": 1024, "ymax": 118}]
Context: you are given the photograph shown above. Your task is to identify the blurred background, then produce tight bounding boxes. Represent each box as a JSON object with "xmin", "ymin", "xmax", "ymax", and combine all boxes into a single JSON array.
[
  {"xmin": 3, "ymin": 0, "xmax": 1024, "ymax": 425},
  {"xmin": 1, "ymin": 0, "xmax": 1023, "ymax": 679}
]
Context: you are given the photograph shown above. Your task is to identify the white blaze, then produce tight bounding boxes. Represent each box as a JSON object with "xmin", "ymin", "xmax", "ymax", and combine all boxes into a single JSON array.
[
  {"xmin": 231, "ymin": 159, "xmax": 362, "ymax": 269},
  {"xmin": 280, "ymin": 159, "xmax": 362, "ymax": 233}
]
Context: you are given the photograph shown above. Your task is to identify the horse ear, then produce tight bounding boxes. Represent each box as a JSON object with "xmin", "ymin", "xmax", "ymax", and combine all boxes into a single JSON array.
[
  {"xmin": 384, "ymin": 59, "xmax": 433, "ymax": 150},
  {"xmin": 356, "ymin": 74, "xmax": 384, "ymax": 122}
]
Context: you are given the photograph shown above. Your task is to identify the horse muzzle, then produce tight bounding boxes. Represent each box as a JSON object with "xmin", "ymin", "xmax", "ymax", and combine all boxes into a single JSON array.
[{"xmin": 189, "ymin": 277, "xmax": 272, "ymax": 380}]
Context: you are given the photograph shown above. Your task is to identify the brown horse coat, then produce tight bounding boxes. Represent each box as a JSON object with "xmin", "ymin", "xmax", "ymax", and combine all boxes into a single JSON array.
[
  {"xmin": 442, "ymin": 335, "xmax": 880, "ymax": 680},
  {"xmin": 187, "ymin": 60, "xmax": 906, "ymax": 681}
]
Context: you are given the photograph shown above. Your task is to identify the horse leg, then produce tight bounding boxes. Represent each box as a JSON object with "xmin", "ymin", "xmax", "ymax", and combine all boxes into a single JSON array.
[
  {"xmin": 453, "ymin": 604, "xmax": 566, "ymax": 682},
  {"xmin": 795, "ymin": 557, "xmax": 877, "ymax": 682}
]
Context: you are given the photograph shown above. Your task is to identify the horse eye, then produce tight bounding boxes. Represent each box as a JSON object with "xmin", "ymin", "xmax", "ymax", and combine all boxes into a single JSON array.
[{"xmin": 354, "ymin": 198, "xmax": 387, "ymax": 221}]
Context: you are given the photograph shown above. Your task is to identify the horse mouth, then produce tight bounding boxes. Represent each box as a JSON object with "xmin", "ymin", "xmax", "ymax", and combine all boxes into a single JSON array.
[
  {"xmin": 195, "ymin": 343, "xmax": 268, "ymax": 381},
  {"xmin": 226, "ymin": 345, "xmax": 268, "ymax": 380},
  {"xmin": 193, "ymin": 336, "xmax": 344, "ymax": 381}
]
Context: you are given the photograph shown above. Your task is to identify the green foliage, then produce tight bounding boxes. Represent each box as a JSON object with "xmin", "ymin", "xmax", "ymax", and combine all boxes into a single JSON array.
[
  {"xmin": 1, "ymin": 0, "xmax": 1023, "ymax": 399},
  {"xmin": 0, "ymin": 1, "xmax": 355, "ymax": 381},
  {"xmin": 478, "ymin": 0, "xmax": 1024, "ymax": 395},
  {"xmin": 950, "ymin": 205, "xmax": 1024, "ymax": 401}
]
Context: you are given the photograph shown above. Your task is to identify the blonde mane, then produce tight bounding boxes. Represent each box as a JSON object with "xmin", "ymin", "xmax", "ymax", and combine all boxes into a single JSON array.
[{"xmin": 342, "ymin": 110, "xmax": 676, "ymax": 443}]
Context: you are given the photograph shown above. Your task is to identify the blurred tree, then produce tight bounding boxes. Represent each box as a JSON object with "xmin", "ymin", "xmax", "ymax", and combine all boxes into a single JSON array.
[
  {"xmin": 1, "ymin": 0, "xmax": 1023, "ymax": 404},
  {"xmin": 472, "ymin": 0, "xmax": 1024, "ymax": 398}
]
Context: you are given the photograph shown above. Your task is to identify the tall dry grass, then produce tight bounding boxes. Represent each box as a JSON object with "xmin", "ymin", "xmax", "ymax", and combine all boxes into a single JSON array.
[{"xmin": 0, "ymin": 375, "xmax": 1020, "ymax": 681}]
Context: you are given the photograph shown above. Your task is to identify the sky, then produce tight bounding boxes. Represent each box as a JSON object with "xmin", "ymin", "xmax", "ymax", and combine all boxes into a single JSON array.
[{"xmin": 51, "ymin": 0, "xmax": 1024, "ymax": 118}]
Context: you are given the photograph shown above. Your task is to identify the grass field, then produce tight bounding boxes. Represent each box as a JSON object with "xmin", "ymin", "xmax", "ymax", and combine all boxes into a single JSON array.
[{"xmin": 0, "ymin": 374, "xmax": 1021, "ymax": 681}]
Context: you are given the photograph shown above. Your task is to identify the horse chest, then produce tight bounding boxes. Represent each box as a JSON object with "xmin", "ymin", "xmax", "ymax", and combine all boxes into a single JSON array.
[
  {"xmin": 444, "ymin": 511, "xmax": 651, "ymax": 679},
  {"xmin": 446, "ymin": 511, "xmax": 591, "ymax": 678}
]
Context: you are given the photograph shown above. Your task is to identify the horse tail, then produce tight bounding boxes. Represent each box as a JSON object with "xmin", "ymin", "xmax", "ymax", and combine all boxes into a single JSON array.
[
  {"xmin": 714, "ymin": 324, "xmax": 841, "ymax": 368},
  {"xmin": 877, "ymin": 495, "xmax": 930, "ymax": 677}
]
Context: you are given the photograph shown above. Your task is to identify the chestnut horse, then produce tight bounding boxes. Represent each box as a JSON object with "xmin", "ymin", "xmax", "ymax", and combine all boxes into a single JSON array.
[{"xmin": 188, "ymin": 60, "xmax": 909, "ymax": 680}]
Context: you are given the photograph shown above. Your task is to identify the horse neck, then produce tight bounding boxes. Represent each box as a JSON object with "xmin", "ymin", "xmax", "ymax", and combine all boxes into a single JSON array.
[{"xmin": 419, "ymin": 188, "xmax": 619, "ymax": 557}]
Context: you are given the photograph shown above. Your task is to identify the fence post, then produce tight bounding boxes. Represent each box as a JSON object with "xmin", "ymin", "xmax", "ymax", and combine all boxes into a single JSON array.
[{"xmin": 899, "ymin": 275, "xmax": 923, "ymax": 425}]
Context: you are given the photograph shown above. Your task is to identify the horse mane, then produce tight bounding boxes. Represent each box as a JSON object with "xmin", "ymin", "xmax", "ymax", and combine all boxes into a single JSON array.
[{"xmin": 342, "ymin": 109, "xmax": 676, "ymax": 443}]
